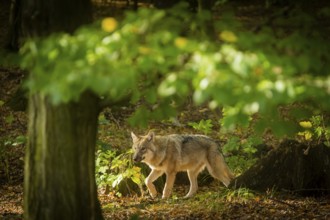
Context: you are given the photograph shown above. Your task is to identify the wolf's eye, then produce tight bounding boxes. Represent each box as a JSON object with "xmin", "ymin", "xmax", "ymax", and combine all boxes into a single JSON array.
[{"xmin": 141, "ymin": 147, "xmax": 146, "ymax": 152}]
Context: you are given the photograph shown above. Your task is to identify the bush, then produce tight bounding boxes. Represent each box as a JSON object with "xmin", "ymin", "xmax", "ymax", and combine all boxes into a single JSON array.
[{"xmin": 96, "ymin": 146, "xmax": 145, "ymax": 196}]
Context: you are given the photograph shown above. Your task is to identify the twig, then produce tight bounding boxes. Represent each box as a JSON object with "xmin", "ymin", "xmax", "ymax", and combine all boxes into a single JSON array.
[
  {"xmin": 267, "ymin": 197, "xmax": 299, "ymax": 210},
  {"xmin": 106, "ymin": 110, "xmax": 121, "ymax": 129},
  {"xmin": 283, "ymin": 188, "xmax": 330, "ymax": 193}
]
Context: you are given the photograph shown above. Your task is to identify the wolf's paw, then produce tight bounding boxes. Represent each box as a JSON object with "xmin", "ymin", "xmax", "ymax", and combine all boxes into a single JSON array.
[
  {"xmin": 162, "ymin": 194, "xmax": 171, "ymax": 199},
  {"xmin": 183, "ymin": 194, "xmax": 194, "ymax": 199},
  {"xmin": 150, "ymin": 192, "xmax": 158, "ymax": 199}
]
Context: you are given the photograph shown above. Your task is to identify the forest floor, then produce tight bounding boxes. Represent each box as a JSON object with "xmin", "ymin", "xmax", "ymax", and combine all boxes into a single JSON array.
[
  {"xmin": 1, "ymin": 67, "xmax": 330, "ymax": 220},
  {"xmin": 1, "ymin": 1, "xmax": 330, "ymax": 219}
]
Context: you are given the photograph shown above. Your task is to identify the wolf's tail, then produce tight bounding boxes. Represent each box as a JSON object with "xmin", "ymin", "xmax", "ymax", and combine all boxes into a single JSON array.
[{"xmin": 206, "ymin": 147, "xmax": 235, "ymax": 187}]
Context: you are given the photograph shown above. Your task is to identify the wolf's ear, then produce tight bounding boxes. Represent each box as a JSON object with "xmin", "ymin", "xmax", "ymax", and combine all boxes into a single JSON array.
[
  {"xmin": 147, "ymin": 131, "xmax": 155, "ymax": 142},
  {"xmin": 131, "ymin": 132, "xmax": 139, "ymax": 142}
]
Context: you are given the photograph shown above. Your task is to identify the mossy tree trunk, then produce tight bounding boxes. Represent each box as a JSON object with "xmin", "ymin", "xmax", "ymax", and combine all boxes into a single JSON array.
[
  {"xmin": 21, "ymin": 0, "xmax": 104, "ymax": 219},
  {"xmin": 25, "ymin": 93, "xmax": 103, "ymax": 219}
]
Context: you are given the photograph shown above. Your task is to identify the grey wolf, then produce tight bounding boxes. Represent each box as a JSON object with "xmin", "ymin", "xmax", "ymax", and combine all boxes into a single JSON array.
[{"xmin": 131, "ymin": 131, "xmax": 234, "ymax": 199}]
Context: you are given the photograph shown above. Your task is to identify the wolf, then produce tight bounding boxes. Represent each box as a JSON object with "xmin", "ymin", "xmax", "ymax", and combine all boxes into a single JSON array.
[{"xmin": 131, "ymin": 131, "xmax": 235, "ymax": 199}]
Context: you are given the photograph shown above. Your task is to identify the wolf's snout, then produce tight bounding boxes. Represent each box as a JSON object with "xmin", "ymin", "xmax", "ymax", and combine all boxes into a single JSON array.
[{"xmin": 133, "ymin": 154, "xmax": 142, "ymax": 162}]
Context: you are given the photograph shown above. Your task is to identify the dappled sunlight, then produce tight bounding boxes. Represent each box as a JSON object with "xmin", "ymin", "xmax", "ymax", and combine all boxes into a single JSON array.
[
  {"xmin": 99, "ymin": 186, "xmax": 330, "ymax": 219},
  {"xmin": 18, "ymin": 4, "xmax": 330, "ymax": 131},
  {"xmin": 1, "ymin": 0, "xmax": 330, "ymax": 219}
]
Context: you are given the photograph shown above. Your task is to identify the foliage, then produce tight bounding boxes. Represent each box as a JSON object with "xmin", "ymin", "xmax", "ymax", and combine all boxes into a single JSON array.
[
  {"xmin": 188, "ymin": 119, "xmax": 213, "ymax": 134},
  {"xmin": 0, "ymin": 138, "xmax": 11, "ymax": 181},
  {"xmin": 0, "ymin": 135, "xmax": 26, "ymax": 182},
  {"xmin": 226, "ymin": 155, "xmax": 257, "ymax": 175},
  {"xmin": 221, "ymin": 132, "xmax": 262, "ymax": 174},
  {"xmin": 223, "ymin": 135, "xmax": 262, "ymax": 155},
  {"xmin": 297, "ymin": 115, "xmax": 330, "ymax": 146},
  {"xmin": 219, "ymin": 187, "xmax": 255, "ymax": 203},
  {"xmin": 96, "ymin": 111, "xmax": 146, "ymax": 196},
  {"xmin": 13, "ymin": 3, "xmax": 330, "ymax": 140},
  {"xmin": 95, "ymin": 146, "xmax": 145, "ymax": 196}
]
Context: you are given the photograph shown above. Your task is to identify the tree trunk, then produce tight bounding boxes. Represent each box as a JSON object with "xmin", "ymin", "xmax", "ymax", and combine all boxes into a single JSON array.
[
  {"xmin": 21, "ymin": 0, "xmax": 92, "ymax": 37},
  {"xmin": 25, "ymin": 92, "xmax": 103, "ymax": 219},
  {"xmin": 20, "ymin": 0, "xmax": 104, "ymax": 219},
  {"xmin": 232, "ymin": 140, "xmax": 330, "ymax": 196},
  {"xmin": 5, "ymin": 0, "xmax": 22, "ymax": 51}
]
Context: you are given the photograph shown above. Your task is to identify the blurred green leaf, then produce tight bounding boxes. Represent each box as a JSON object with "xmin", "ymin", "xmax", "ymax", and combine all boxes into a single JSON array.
[
  {"xmin": 5, "ymin": 114, "xmax": 14, "ymax": 125},
  {"xmin": 16, "ymin": 5, "xmax": 330, "ymax": 135}
]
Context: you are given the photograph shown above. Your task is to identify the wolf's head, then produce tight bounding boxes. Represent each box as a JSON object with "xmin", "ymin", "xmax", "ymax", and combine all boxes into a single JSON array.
[{"xmin": 131, "ymin": 131, "xmax": 155, "ymax": 163}]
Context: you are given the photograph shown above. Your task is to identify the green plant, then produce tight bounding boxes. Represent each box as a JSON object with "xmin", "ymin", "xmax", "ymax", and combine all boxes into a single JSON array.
[
  {"xmin": 225, "ymin": 155, "xmax": 257, "ymax": 175},
  {"xmin": 225, "ymin": 188, "xmax": 255, "ymax": 202},
  {"xmin": 223, "ymin": 135, "xmax": 262, "ymax": 155},
  {"xmin": 5, "ymin": 113, "xmax": 15, "ymax": 125},
  {"xmin": 0, "ymin": 135, "xmax": 26, "ymax": 182},
  {"xmin": 220, "ymin": 187, "xmax": 255, "ymax": 203},
  {"xmin": 298, "ymin": 115, "xmax": 330, "ymax": 146},
  {"xmin": 96, "ymin": 147, "xmax": 145, "ymax": 196},
  {"xmin": 188, "ymin": 119, "xmax": 213, "ymax": 135},
  {"xmin": 98, "ymin": 113, "xmax": 110, "ymax": 125},
  {"xmin": 222, "ymin": 134, "xmax": 262, "ymax": 174},
  {"xmin": 11, "ymin": 135, "xmax": 27, "ymax": 146},
  {"xmin": 0, "ymin": 138, "xmax": 10, "ymax": 182},
  {"xmin": 201, "ymin": 187, "xmax": 255, "ymax": 203}
]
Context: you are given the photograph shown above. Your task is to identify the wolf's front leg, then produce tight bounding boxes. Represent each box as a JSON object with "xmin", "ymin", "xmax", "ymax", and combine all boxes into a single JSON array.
[
  {"xmin": 162, "ymin": 172, "xmax": 176, "ymax": 199},
  {"xmin": 145, "ymin": 169, "xmax": 163, "ymax": 198}
]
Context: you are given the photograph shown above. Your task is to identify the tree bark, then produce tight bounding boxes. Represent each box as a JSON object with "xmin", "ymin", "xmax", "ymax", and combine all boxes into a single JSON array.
[
  {"xmin": 21, "ymin": 0, "xmax": 92, "ymax": 37},
  {"xmin": 25, "ymin": 92, "xmax": 103, "ymax": 220},
  {"xmin": 21, "ymin": 0, "xmax": 104, "ymax": 219},
  {"xmin": 232, "ymin": 140, "xmax": 330, "ymax": 196}
]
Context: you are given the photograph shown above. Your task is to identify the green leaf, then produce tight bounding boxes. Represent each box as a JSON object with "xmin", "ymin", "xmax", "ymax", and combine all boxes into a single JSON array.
[
  {"xmin": 145, "ymin": 88, "xmax": 158, "ymax": 104},
  {"xmin": 112, "ymin": 174, "xmax": 124, "ymax": 188},
  {"xmin": 223, "ymin": 137, "xmax": 240, "ymax": 154},
  {"xmin": 128, "ymin": 106, "xmax": 150, "ymax": 128},
  {"xmin": 5, "ymin": 114, "xmax": 14, "ymax": 125},
  {"xmin": 99, "ymin": 166, "xmax": 109, "ymax": 173},
  {"xmin": 272, "ymin": 120, "xmax": 298, "ymax": 138},
  {"xmin": 131, "ymin": 173, "xmax": 142, "ymax": 185}
]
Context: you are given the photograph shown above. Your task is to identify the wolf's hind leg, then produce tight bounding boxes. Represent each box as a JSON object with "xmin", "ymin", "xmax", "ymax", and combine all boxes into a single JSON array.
[
  {"xmin": 185, "ymin": 170, "xmax": 199, "ymax": 198},
  {"xmin": 207, "ymin": 153, "xmax": 234, "ymax": 187},
  {"xmin": 145, "ymin": 169, "xmax": 163, "ymax": 198},
  {"xmin": 185, "ymin": 164, "xmax": 205, "ymax": 198}
]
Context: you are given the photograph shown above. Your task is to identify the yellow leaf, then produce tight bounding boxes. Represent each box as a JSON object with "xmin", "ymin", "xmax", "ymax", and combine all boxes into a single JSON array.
[
  {"xmin": 138, "ymin": 46, "xmax": 151, "ymax": 54},
  {"xmin": 297, "ymin": 131, "xmax": 305, "ymax": 136},
  {"xmin": 174, "ymin": 37, "xmax": 188, "ymax": 49},
  {"xmin": 304, "ymin": 131, "xmax": 312, "ymax": 140},
  {"xmin": 219, "ymin": 31, "xmax": 237, "ymax": 43},
  {"xmin": 132, "ymin": 166, "xmax": 141, "ymax": 172},
  {"xmin": 299, "ymin": 121, "xmax": 312, "ymax": 128},
  {"xmin": 101, "ymin": 17, "xmax": 118, "ymax": 32},
  {"xmin": 130, "ymin": 26, "xmax": 139, "ymax": 34}
]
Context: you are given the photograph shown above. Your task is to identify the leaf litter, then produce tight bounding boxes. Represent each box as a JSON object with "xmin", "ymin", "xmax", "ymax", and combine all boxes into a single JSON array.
[{"xmin": 99, "ymin": 185, "xmax": 330, "ymax": 220}]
